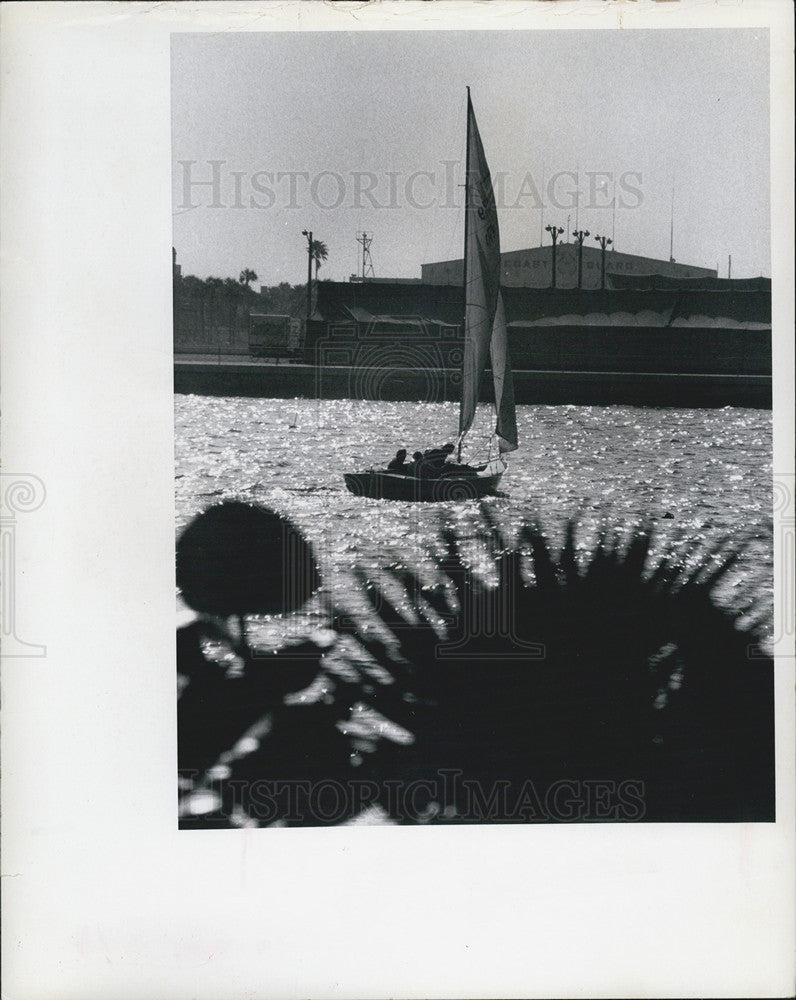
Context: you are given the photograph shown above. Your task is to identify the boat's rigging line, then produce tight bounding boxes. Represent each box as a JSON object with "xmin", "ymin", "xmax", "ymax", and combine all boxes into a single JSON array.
[{"xmin": 343, "ymin": 88, "xmax": 518, "ymax": 502}]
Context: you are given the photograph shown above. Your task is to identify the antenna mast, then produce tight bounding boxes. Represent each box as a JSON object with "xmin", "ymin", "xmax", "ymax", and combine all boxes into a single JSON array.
[
  {"xmin": 539, "ymin": 158, "xmax": 545, "ymax": 247},
  {"xmin": 356, "ymin": 232, "xmax": 374, "ymax": 279},
  {"xmin": 611, "ymin": 192, "xmax": 616, "ymax": 250},
  {"xmin": 669, "ymin": 175, "xmax": 675, "ymax": 263}
]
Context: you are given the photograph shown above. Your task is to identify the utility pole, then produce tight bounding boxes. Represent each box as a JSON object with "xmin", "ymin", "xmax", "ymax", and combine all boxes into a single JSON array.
[
  {"xmin": 572, "ymin": 229, "xmax": 590, "ymax": 289},
  {"xmin": 728, "ymin": 254, "xmax": 732, "ymax": 280},
  {"xmin": 301, "ymin": 229, "xmax": 313, "ymax": 325},
  {"xmin": 593, "ymin": 234, "xmax": 613, "ymax": 289},
  {"xmin": 545, "ymin": 224, "xmax": 564, "ymax": 288}
]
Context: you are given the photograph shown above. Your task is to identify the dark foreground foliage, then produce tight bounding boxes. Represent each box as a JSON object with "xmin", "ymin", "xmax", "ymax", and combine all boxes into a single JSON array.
[{"xmin": 177, "ymin": 503, "xmax": 774, "ymax": 828}]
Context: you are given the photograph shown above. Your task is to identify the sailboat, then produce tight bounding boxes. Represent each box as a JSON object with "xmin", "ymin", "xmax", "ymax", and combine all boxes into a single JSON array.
[{"xmin": 344, "ymin": 89, "xmax": 518, "ymax": 503}]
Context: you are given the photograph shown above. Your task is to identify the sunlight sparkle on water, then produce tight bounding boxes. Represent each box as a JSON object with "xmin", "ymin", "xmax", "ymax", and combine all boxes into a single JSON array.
[{"xmin": 176, "ymin": 397, "xmax": 773, "ymax": 646}]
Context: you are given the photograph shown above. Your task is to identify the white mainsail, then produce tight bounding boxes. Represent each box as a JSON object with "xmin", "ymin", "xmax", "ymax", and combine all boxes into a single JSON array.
[{"xmin": 458, "ymin": 90, "xmax": 518, "ymax": 456}]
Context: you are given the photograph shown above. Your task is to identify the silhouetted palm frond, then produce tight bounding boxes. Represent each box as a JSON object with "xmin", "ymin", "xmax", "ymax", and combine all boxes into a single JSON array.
[
  {"xmin": 176, "ymin": 504, "xmax": 774, "ymax": 827},
  {"xmin": 340, "ymin": 512, "xmax": 774, "ymax": 824}
]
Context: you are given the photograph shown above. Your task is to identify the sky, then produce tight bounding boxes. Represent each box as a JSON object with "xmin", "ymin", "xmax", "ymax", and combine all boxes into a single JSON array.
[{"xmin": 171, "ymin": 28, "xmax": 770, "ymax": 286}]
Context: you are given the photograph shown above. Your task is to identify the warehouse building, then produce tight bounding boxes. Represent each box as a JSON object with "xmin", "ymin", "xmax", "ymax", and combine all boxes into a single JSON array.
[
  {"xmin": 297, "ymin": 275, "xmax": 771, "ymax": 406},
  {"xmin": 422, "ymin": 244, "xmax": 717, "ymax": 289}
]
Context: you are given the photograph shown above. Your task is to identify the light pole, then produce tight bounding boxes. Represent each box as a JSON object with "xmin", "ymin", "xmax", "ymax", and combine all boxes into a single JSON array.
[
  {"xmin": 572, "ymin": 229, "xmax": 590, "ymax": 289},
  {"xmin": 301, "ymin": 229, "xmax": 313, "ymax": 326},
  {"xmin": 545, "ymin": 224, "xmax": 564, "ymax": 288},
  {"xmin": 593, "ymin": 234, "xmax": 613, "ymax": 289}
]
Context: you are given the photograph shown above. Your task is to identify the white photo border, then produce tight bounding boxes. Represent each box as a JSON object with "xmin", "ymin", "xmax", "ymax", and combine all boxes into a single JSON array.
[{"xmin": 2, "ymin": 2, "xmax": 793, "ymax": 998}]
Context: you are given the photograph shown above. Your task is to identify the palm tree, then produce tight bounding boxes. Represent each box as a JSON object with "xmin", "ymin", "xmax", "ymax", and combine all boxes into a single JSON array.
[
  {"xmin": 177, "ymin": 505, "xmax": 773, "ymax": 827},
  {"xmin": 239, "ymin": 268, "xmax": 258, "ymax": 289},
  {"xmin": 337, "ymin": 514, "xmax": 774, "ymax": 824},
  {"xmin": 310, "ymin": 240, "xmax": 328, "ymax": 280}
]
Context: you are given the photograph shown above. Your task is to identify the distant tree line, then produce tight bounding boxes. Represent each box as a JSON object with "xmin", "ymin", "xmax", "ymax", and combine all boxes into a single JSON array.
[{"xmin": 173, "ymin": 267, "xmax": 328, "ymax": 345}]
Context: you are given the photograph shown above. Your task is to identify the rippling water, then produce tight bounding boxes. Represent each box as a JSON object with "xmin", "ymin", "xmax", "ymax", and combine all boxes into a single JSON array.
[{"xmin": 175, "ymin": 396, "xmax": 773, "ymax": 644}]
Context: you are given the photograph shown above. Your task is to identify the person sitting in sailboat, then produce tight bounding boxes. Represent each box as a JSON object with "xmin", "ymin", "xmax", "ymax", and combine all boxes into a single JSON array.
[
  {"xmin": 421, "ymin": 443, "xmax": 455, "ymax": 474},
  {"xmin": 424, "ymin": 442, "xmax": 484, "ymax": 477},
  {"xmin": 439, "ymin": 452, "xmax": 485, "ymax": 477},
  {"xmin": 387, "ymin": 448, "xmax": 408, "ymax": 472},
  {"xmin": 414, "ymin": 443, "xmax": 479, "ymax": 479}
]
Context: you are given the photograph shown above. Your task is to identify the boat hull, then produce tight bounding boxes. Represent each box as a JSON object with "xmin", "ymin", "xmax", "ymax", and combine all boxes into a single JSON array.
[{"xmin": 344, "ymin": 471, "xmax": 502, "ymax": 502}]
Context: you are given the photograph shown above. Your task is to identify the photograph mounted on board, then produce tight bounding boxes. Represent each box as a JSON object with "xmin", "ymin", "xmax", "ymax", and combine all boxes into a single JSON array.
[{"xmin": 172, "ymin": 28, "xmax": 774, "ymax": 829}]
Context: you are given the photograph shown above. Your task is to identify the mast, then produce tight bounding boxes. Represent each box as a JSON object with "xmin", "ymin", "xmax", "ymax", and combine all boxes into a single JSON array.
[{"xmin": 458, "ymin": 86, "xmax": 472, "ymax": 463}]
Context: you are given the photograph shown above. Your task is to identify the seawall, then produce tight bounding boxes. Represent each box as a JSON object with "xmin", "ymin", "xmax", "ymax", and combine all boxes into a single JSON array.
[{"xmin": 174, "ymin": 357, "xmax": 771, "ymax": 408}]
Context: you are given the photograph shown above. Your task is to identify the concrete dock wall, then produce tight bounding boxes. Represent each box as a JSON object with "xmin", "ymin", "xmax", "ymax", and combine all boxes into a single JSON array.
[{"xmin": 174, "ymin": 358, "xmax": 771, "ymax": 408}]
